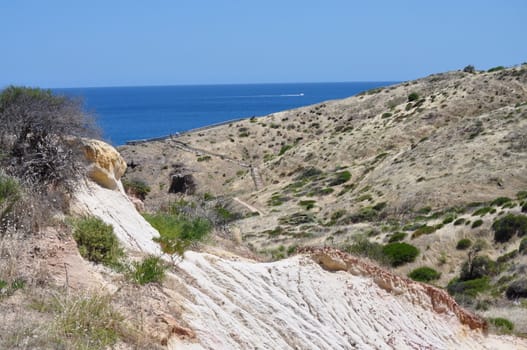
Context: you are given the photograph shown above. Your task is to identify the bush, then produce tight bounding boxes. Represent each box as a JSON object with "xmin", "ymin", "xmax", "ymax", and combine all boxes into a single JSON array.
[
  {"xmin": 299, "ymin": 200, "xmax": 316, "ymax": 210},
  {"xmin": 145, "ymin": 213, "xmax": 211, "ymax": 256},
  {"xmin": 278, "ymin": 144, "xmax": 293, "ymax": 156},
  {"xmin": 447, "ymin": 277, "xmax": 490, "ymax": 297},
  {"xmin": 411, "ymin": 225, "xmax": 438, "ymax": 239},
  {"xmin": 328, "ymin": 171, "xmax": 351, "ymax": 186},
  {"xmin": 492, "ymin": 213, "xmax": 527, "ymax": 243},
  {"xmin": 122, "ymin": 179, "xmax": 151, "ymax": 200},
  {"xmin": 488, "ymin": 317, "xmax": 514, "ymax": 334},
  {"xmin": 463, "ymin": 65, "xmax": 476, "ymax": 73},
  {"xmin": 487, "ymin": 66, "xmax": 505, "ymax": 73},
  {"xmin": 456, "ymin": 238, "xmax": 472, "ymax": 250},
  {"xmin": 344, "ymin": 237, "xmax": 389, "ymax": 265},
  {"xmin": 473, "ymin": 206, "xmax": 493, "ymax": 216},
  {"xmin": 460, "ymin": 255, "xmax": 497, "ymax": 281},
  {"xmin": 520, "ymin": 238, "xmax": 527, "ymax": 254},
  {"xmin": 72, "ymin": 217, "xmax": 123, "ymax": 267},
  {"xmin": 471, "ymin": 219, "xmax": 483, "ymax": 228},
  {"xmin": 130, "ymin": 256, "xmax": 166, "ymax": 285},
  {"xmin": 407, "ymin": 92, "xmax": 420, "ymax": 102},
  {"xmin": 0, "ymin": 173, "xmax": 21, "ymax": 227},
  {"xmin": 408, "ymin": 267, "xmax": 441, "ymax": 282},
  {"xmin": 0, "ymin": 86, "xmax": 99, "ymax": 189},
  {"xmin": 453, "ymin": 218, "xmax": 466, "ymax": 226},
  {"xmin": 382, "ymin": 242, "xmax": 419, "ymax": 267},
  {"xmin": 490, "ymin": 197, "xmax": 511, "ymax": 207},
  {"xmin": 506, "ymin": 279, "xmax": 527, "ymax": 299},
  {"xmin": 388, "ymin": 232, "xmax": 407, "ymax": 243}
]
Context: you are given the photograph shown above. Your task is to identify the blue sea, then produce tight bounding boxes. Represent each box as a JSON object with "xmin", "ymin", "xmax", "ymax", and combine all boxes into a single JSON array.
[{"xmin": 55, "ymin": 82, "xmax": 394, "ymax": 146}]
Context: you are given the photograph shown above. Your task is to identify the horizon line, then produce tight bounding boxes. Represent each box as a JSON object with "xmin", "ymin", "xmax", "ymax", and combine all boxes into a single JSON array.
[{"xmin": 47, "ymin": 80, "xmax": 401, "ymax": 90}]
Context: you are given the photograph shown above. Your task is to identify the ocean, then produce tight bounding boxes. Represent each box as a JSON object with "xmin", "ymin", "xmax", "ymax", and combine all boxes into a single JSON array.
[{"xmin": 55, "ymin": 82, "xmax": 395, "ymax": 146}]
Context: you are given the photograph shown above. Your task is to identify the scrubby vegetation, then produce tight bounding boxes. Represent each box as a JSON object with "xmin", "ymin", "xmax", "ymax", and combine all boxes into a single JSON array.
[
  {"xmin": 122, "ymin": 178, "xmax": 151, "ymax": 200},
  {"xmin": 456, "ymin": 238, "xmax": 472, "ymax": 250},
  {"xmin": 72, "ymin": 217, "xmax": 123, "ymax": 267},
  {"xmin": 130, "ymin": 255, "xmax": 166, "ymax": 285},
  {"xmin": 145, "ymin": 200, "xmax": 212, "ymax": 257},
  {"xmin": 382, "ymin": 242, "xmax": 419, "ymax": 267},
  {"xmin": 492, "ymin": 213, "xmax": 527, "ymax": 243},
  {"xmin": 408, "ymin": 267, "xmax": 441, "ymax": 282}
]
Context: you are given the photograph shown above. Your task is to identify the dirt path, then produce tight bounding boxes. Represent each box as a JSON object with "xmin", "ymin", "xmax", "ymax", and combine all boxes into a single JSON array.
[{"xmin": 233, "ymin": 197, "xmax": 265, "ymax": 216}]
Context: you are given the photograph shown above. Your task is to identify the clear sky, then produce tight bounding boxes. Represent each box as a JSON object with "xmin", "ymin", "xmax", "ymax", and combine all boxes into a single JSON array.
[{"xmin": 1, "ymin": 0, "xmax": 526, "ymax": 88}]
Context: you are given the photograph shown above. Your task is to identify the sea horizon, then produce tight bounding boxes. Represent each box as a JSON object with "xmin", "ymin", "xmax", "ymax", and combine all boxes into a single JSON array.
[{"xmin": 55, "ymin": 81, "xmax": 397, "ymax": 146}]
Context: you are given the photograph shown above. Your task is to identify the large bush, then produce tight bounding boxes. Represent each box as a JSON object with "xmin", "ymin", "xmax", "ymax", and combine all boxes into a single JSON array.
[
  {"xmin": 492, "ymin": 213, "xmax": 527, "ymax": 243},
  {"xmin": 460, "ymin": 255, "xmax": 497, "ymax": 281},
  {"xmin": 408, "ymin": 267, "xmax": 441, "ymax": 282},
  {"xmin": 506, "ymin": 279, "xmax": 527, "ymax": 299},
  {"xmin": 382, "ymin": 242, "xmax": 419, "ymax": 266},
  {"xmin": 145, "ymin": 213, "xmax": 211, "ymax": 256},
  {"xmin": 72, "ymin": 217, "xmax": 123, "ymax": 266},
  {"xmin": 0, "ymin": 86, "xmax": 99, "ymax": 189}
]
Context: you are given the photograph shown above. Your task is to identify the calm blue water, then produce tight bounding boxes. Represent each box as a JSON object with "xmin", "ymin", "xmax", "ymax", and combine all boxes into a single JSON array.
[{"xmin": 55, "ymin": 82, "xmax": 394, "ymax": 146}]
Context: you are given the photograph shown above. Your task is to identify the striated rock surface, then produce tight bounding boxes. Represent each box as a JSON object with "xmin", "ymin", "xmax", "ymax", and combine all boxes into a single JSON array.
[
  {"xmin": 171, "ymin": 251, "xmax": 526, "ymax": 350},
  {"xmin": 82, "ymin": 138, "xmax": 127, "ymax": 190}
]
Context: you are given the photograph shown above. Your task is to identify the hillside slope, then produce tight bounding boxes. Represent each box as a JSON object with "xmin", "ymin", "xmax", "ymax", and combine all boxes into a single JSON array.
[{"xmin": 119, "ymin": 65, "xmax": 527, "ymax": 336}]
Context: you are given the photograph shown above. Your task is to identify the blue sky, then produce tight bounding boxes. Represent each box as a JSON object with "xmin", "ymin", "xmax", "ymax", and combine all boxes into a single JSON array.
[{"xmin": 1, "ymin": 0, "xmax": 526, "ymax": 88}]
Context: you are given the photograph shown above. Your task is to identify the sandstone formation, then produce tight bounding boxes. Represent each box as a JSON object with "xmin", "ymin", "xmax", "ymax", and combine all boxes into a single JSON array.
[{"xmin": 82, "ymin": 138, "xmax": 127, "ymax": 190}]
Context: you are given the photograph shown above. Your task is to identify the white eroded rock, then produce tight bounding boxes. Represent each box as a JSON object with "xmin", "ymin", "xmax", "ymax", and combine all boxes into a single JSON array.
[
  {"xmin": 73, "ymin": 179, "xmax": 161, "ymax": 255},
  {"xmin": 170, "ymin": 252, "xmax": 527, "ymax": 350}
]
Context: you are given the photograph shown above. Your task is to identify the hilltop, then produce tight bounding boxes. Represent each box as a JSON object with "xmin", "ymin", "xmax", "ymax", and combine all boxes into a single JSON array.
[{"xmin": 120, "ymin": 64, "xmax": 527, "ymax": 334}]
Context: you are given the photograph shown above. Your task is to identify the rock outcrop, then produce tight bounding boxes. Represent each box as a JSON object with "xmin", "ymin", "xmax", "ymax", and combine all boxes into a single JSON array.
[{"xmin": 82, "ymin": 138, "xmax": 127, "ymax": 190}]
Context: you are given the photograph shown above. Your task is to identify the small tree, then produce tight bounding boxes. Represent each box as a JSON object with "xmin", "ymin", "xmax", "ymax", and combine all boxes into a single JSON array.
[
  {"xmin": 463, "ymin": 65, "xmax": 476, "ymax": 73},
  {"xmin": 0, "ymin": 86, "xmax": 99, "ymax": 190}
]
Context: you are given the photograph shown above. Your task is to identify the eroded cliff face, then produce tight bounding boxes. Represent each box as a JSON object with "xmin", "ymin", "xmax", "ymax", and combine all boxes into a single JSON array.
[
  {"xmin": 73, "ymin": 139, "xmax": 161, "ymax": 254},
  {"xmin": 74, "ymin": 140, "xmax": 527, "ymax": 350}
]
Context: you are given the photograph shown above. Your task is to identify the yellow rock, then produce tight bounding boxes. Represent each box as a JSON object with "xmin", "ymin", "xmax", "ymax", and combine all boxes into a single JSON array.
[{"xmin": 82, "ymin": 139, "xmax": 127, "ymax": 190}]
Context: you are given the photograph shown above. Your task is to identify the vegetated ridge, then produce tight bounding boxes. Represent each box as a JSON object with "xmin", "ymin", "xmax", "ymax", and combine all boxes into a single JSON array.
[{"xmin": 120, "ymin": 64, "xmax": 527, "ymax": 336}]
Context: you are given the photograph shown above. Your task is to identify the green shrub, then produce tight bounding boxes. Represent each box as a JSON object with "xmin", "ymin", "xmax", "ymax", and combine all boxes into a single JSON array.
[
  {"xmin": 348, "ymin": 206, "xmax": 378, "ymax": 223},
  {"xmin": 490, "ymin": 197, "xmax": 511, "ymax": 207},
  {"xmin": 344, "ymin": 238, "xmax": 389, "ymax": 265},
  {"xmin": 299, "ymin": 200, "xmax": 316, "ymax": 210},
  {"xmin": 492, "ymin": 213, "xmax": 527, "ymax": 243},
  {"xmin": 463, "ymin": 65, "xmax": 476, "ymax": 73},
  {"xmin": 517, "ymin": 191, "xmax": 527, "ymax": 200},
  {"xmin": 130, "ymin": 256, "xmax": 166, "ymax": 285},
  {"xmin": 388, "ymin": 232, "xmax": 407, "ymax": 243},
  {"xmin": 268, "ymin": 194, "xmax": 288, "ymax": 206},
  {"xmin": 506, "ymin": 279, "xmax": 527, "ymax": 299},
  {"xmin": 411, "ymin": 225, "xmax": 438, "ymax": 239},
  {"xmin": 408, "ymin": 267, "xmax": 441, "ymax": 282},
  {"xmin": 196, "ymin": 155, "xmax": 212, "ymax": 162},
  {"xmin": 381, "ymin": 112, "xmax": 392, "ymax": 118},
  {"xmin": 473, "ymin": 206, "xmax": 493, "ymax": 216},
  {"xmin": 487, "ymin": 66, "xmax": 505, "ymax": 73},
  {"xmin": 382, "ymin": 242, "xmax": 419, "ymax": 267},
  {"xmin": 471, "ymin": 219, "xmax": 483, "ymax": 228},
  {"xmin": 408, "ymin": 92, "xmax": 420, "ymax": 102},
  {"xmin": 453, "ymin": 218, "xmax": 466, "ymax": 226},
  {"xmin": 488, "ymin": 317, "xmax": 514, "ymax": 334},
  {"xmin": 145, "ymin": 213, "xmax": 211, "ymax": 256},
  {"xmin": 447, "ymin": 277, "xmax": 490, "ymax": 297},
  {"xmin": 122, "ymin": 179, "xmax": 151, "ymax": 200},
  {"xmin": 519, "ymin": 238, "xmax": 527, "ymax": 254},
  {"xmin": 329, "ymin": 170, "xmax": 351, "ymax": 186},
  {"xmin": 442, "ymin": 214, "xmax": 456, "ymax": 224},
  {"xmin": 278, "ymin": 144, "xmax": 293, "ymax": 156},
  {"xmin": 72, "ymin": 217, "xmax": 123, "ymax": 267},
  {"xmin": 460, "ymin": 255, "xmax": 497, "ymax": 281},
  {"xmin": 456, "ymin": 238, "xmax": 472, "ymax": 250},
  {"xmin": 0, "ymin": 173, "xmax": 21, "ymax": 223}
]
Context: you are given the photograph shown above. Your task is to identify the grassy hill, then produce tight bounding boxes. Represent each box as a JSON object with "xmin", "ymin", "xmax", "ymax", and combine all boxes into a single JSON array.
[{"xmin": 120, "ymin": 64, "xmax": 527, "ymax": 334}]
